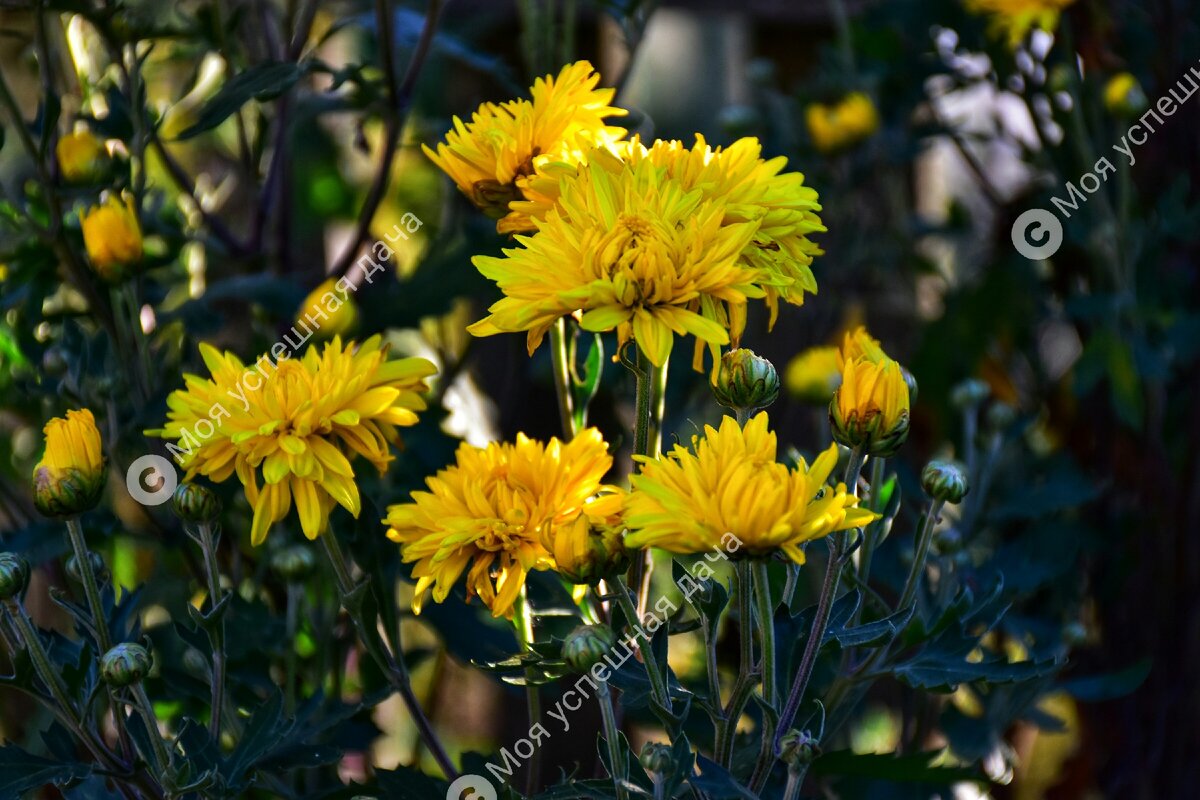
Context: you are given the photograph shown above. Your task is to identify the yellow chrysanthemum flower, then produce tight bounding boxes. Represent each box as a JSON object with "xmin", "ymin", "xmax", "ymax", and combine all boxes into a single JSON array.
[
  {"xmin": 469, "ymin": 155, "xmax": 762, "ymax": 370},
  {"xmin": 624, "ymin": 413, "xmax": 876, "ymax": 563},
  {"xmin": 148, "ymin": 336, "xmax": 436, "ymax": 545},
  {"xmin": 505, "ymin": 135, "xmax": 825, "ymax": 346},
  {"xmin": 81, "ymin": 194, "xmax": 143, "ymax": 282},
  {"xmin": 422, "ymin": 60, "xmax": 626, "ymax": 220},
  {"xmin": 56, "ymin": 129, "xmax": 109, "ymax": 183},
  {"xmin": 806, "ymin": 92, "xmax": 880, "ymax": 154},
  {"xmin": 785, "ymin": 344, "xmax": 842, "ymax": 404},
  {"xmin": 32, "ymin": 408, "xmax": 107, "ymax": 518},
  {"xmin": 964, "ymin": 0, "xmax": 1075, "ymax": 48},
  {"xmin": 830, "ymin": 338, "xmax": 911, "ymax": 457},
  {"xmin": 384, "ymin": 428, "xmax": 614, "ymax": 618}
]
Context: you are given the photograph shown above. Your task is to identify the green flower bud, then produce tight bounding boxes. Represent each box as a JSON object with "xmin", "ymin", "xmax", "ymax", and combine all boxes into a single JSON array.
[
  {"xmin": 561, "ymin": 624, "xmax": 616, "ymax": 673},
  {"xmin": 171, "ymin": 482, "xmax": 221, "ymax": 524},
  {"xmin": 0, "ymin": 553, "xmax": 31, "ymax": 601},
  {"xmin": 100, "ymin": 643, "xmax": 152, "ymax": 687},
  {"xmin": 638, "ymin": 741, "xmax": 673, "ymax": 779},
  {"xmin": 66, "ymin": 551, "xmax": 108, "ymax": 585},
  {"xmin": 713, "ymin": 349, "xmax": 780, "ymax": 414},
  {"xmin": 921, "ymin": 459, "xmax": 970, "ymax": 504},
  {"xmin": 778, "ymin": 730, "xmax": 819, "ymax": 769},
  {"xmin": 950, "ymin": 378, "xmax": 990, "ymax": 410},
  {"xmin": 986, "ymin": 401, "xmax": 1016, "ymax": 431},
  {"xmin": 270, "ymin": 545, "xmax": 317, "ymax": 583}
]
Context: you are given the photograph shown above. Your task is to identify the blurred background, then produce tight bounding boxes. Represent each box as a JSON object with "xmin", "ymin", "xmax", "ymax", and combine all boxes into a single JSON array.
[{"xmin": 1, "ymin": 0, "xmax": 1198, "ymax": 797}]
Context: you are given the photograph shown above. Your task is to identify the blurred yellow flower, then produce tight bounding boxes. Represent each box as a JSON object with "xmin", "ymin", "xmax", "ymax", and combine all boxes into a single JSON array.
[
  {"xmin": 507, "ymin": 135, "xmax": 825, "ymax": 340},
  {"xmin": 964, "ymin": 0, "xmax": 1075, "ymax": 48},
  {"xmin": 805, "ymin": 92, "xmax": 880, "ymax": 153},
  {"xmin": 422, "ymin": 60, "xmax": 626, "ymax": 221},
  {"xmin": 624, "ymin": 413, "xmax": 875, "ymax": 563},
  {"xmin": 81, "ymin": 195, "xmax": 143, "ymax": 282},
  {"xmin": 468, "ymin": 155, "xmax": 760, "ymax": 371},
  {"xmin": 831, "ymin": 349, "xmax": 910, "ymax": 457},
  {"xmin": 785, "ymin": 344, "xmax": 841, "ymax": 404},
  {"xmin": 836, "ymin": 326, "xmax": 887, "ymax": 367},
  {"xmin": 384, "ymin": 428, "xmax": 614, "ymax": 618},
  {"xmin": 298, "ymin": 278, "xmax": 358, "ymax": 338},
  {"xmin": 32, "ymin": 408, "xmax": 106, "ymax": 517},
  {"xmin": 1103, "ymin": 72, "xmax": 1147, "ymax": 116},
  {"xmin": 148, "ymin": 336, "xmax": 436, "ymax": 545},
  {"xmin": 543, "ymin": 489, "xmax": 629, "ymax": 585},
  {"xmin": 56, "ymin": 129, "xmax": 109, "ymax": 183}
]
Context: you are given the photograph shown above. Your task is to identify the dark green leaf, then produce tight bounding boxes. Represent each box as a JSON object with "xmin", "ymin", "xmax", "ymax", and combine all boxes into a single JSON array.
[
  {"xmin": 1060, "ymin": 659, "xmax": 1151, "ymax": 702},
  {"xmin": 176, "ymin": 62, "xmax": 310, "ymax": 140},
  {"xmin": 810, "ymin": 749, "xmax": 987, "ymax": 784},
  {"xmin": 0, "ymin": 744, "xmax": 92, "ymax": 799}
]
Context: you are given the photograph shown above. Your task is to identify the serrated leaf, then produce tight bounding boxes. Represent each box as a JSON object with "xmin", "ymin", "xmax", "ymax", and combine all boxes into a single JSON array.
[
  {"xmin": 892, "ymin": 655, "xmax": 1059, "ymax": 693},
  {"xmin": 0, "ymin": 744, "xmax": 92, "ymax": 799}
]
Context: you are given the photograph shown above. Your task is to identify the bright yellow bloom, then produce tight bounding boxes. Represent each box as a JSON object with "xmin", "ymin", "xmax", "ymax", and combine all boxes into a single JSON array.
[
  {"xmin": 1103, "ymin": 72, "xmax": 1146, "ymax": 116},
  {"xmin": 422, "ymin": 60, "xmax": 626, "ymax": 221},
  {"xmin": 543, "ymin": 489, "xmax": 629, "ymax": 585},
  {"xmin": 297, "ymin": 278, "xmax": 358, "ymax": 338},
  {"xmin": 468, "ymin": 155, "xmax": 761, "ymax": 370},
  {"xmin": 32, "ymin": 408, "xmax": 106, "ymax": 517},
  {"xmin": 785, "ymin": 345, "xmax": 842, "ymax": 404},
  {"xmin": 384, "ymin": 428, "xmax": 614, "ymax": 618},
  {"xmin": 148, "ymin": 336, "xmax": 436, "ymax": 545},
  {"xmin": 831, "ymin": 353, "xmax": 910, "ymax": 457},
  {"xmin": 56, "ymin": 130, "xmax": 109, "ymax": 183},
  {"xmin": 806, "ymin": 93, "xmax": 880, "ymax": 153},
  {"xmin": 624, "ymin": 413, "xmax": 876, "ymax": 563},
  {"xmin": 964, "ymin": 0, "xmax": 1075, "ymax": 48},
  {"xmin": 81, "ymin": 194, "xmax": 143, "ymax": 282},
  {"xmin": 505, "ymin": 135, "xmax": 825, "ymax": 340}
]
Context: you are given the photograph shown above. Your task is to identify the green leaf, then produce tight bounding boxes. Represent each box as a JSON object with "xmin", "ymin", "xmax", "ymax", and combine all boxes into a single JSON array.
[
  {"xmin": 175, "ymin": 62, "xmax": 310, "ymax": 140},
  {"xmin": 571, "ymin": 332, "xmax": 604, "ymax": 430},
  {"xmin": 689, "ymin": 754, "xmax": 759, "ymax": 799},
  {"xmin": 892, "ymin": 654, "xmax": 1059, "ymax": 693},
  {"xmin": 0, "ymin": 744, "xmax": 92, "ymax": 798},
  {"xmin": 826, "ymin": 604, "xmax": 914, "ymax": 649},
  {"xmin": 1060, "ymin": 659, "xmax": 1151, "ymax": 702},
  {"xmin": 810, "ymin": 749, "xmax": 987, "ymax": 784}
]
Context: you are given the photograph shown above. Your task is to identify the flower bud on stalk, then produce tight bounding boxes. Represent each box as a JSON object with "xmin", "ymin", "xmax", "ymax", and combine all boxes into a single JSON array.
[
  {"xmin": 562, "ymin": 624, "xmax": 616, "ymax": 673},
  {"xmin": 638, "ymin": 741, "xmax": 674, "ymax": 779},
  {"xmin": 778, "ymin": 729, "xmax": 820, "ymax": 769},
  {"xmin": 950, "ymin": 378, "xmax": 990, "ymax": 410},
  {"xmin": 830, "ymin": 357, "xmax": 910, "ymax": 457},
  {"xmin": 56, "ymin": 129, "xmax": 110, "ymax": 184},
  {"xmin": 101, "ymin": 643, "xmax": 153, "ymax": 687},
  {"xmin": 713, "ymin": 349, "xmax": 780, "ymax": 415},
  {"xmin": 271, "ymin": 545, "xmax": 318, "ymax": 583},
  {"xmin": 987, "ymin": 401, "xmax": 1016, "ymax": 431},
  {"xmin": 66, "ymin": 551, "xmax": 108, "ymax": 585},
  {"xmin": 171, "ymin": 482, "xmax": 222, "ymax": 524},
  {"xmin": 0, "ymin": 553, "xmax": 31, "ymax": 601},
  {"xmin": 31, "ymin": 409, "xmax": 107, "ymax": 518},
  {"xmin": 81, "ymin": 194, "xmax": 143, "ymax": 283},
  {"xmin": 921, "ymin": 459, "xmax": 970, "ymax": 504},
  {"xmin": 545, "ymin": 493, "xmax": 629, "ymax": 585}
]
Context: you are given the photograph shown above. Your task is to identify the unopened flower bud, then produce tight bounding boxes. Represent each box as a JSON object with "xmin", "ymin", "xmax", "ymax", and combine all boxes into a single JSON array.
[
  {"xmin": 100, "ymin": 643, "xmax": 152, "ymax": 687},
  {"xmin": 562, "ymin": 624, "xmax": 616, "ymax": 673},
  {"xmin": 31, "ymin": 409, "xmax": 107, "ymax": 518},
  {"xmin": 171, "ymin": 482, "xmax": 221, "ymax": 524},
  {"xmin": 56, "ymin": 129, "xmax": 110, "ymax": 184},
  {"xmin": 950, "ymin": 378, "xmax": 990, "ymax": 409},
  {"xmin": 986, "ymin": 402, "xmax": 1016, "ymax": 431},
  {"xmin": 66, "ymin": 551, "xmax": 108, "ymax": 585},
  {"xmin": 271, "ymin": 545, "xmax": 317, "ymax": 583},
  {"xmin": 830, "ymin": 356, "xmax": 910, "ymax": 457},
  {"xmin": 639, "ymin": 741, "xmax": 673, "ymax": 779},
  {"xmin": 0, "ymin": 553, "xmax": 31, "ymax": 601},
  {"xmin": 921, "ymin": 459, "xmax": 969, "ymax": 504},
  {"xmin": 547, "ymin": 493, "xmax": 629, "ymax": 585},
  {"xmin": 779, "ymin": 729, "xmax": 819, "ymax": 769},
  {"xmin": 713, "ymin": 349, "xmax": 780, "ymax": 414}
]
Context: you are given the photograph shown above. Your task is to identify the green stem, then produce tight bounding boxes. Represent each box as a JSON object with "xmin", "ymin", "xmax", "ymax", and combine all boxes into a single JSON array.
[
  {"xmin": 320, "ymin": 534, "xmax": 458, "ymax": 779},
  {"xmin": 748, "ymin": 560, "xmax": 779, "ymax": 791},
  {"xmin": 613, "ymin": 575, "xmax": 670, "ymax": 711},
  {"xmin": 129, "ymin": 683, "xmax": 172, "ymax": 777},
  {"xmin": 895, "ymin": 500, "xmax": 945, "ymax": 614},
  {"xmin": 715, "ymin": 562, "xmax": 757, "ymax": 767},
  {"xmin": 65, "ymin": 517, "xmax": 112, "ymax": 654},
  {"xmin": 285, "ymin": 583, "xmax": 302, "ymax": 716},
  {"xmin": 856, "ymin": 456, "xmax": 886, "ymax": 601},
  {"xmin": 196, "ymin": 523, "xmax": 227, "ymax": 738},
  {"xmin": 516, "ymin": 589, "xmax": 542, "ymax": 795},
  {"xmin": 715, "ymin": 670, "xmax": 757, "ymax": 766},
  {"xmin": 782, "ymin": 767, "xmax": 804, "ymax": 800},
  {"xmin": 596, "ymin": 680, "xmax": 629, "ymax": 800},
  {"xmin": 549, "ymin": 318, "xmax": 578, "ymax": 439},
  {"xmin": 626, "ymin": 347, "xmax": 666, "ymax": 617}
]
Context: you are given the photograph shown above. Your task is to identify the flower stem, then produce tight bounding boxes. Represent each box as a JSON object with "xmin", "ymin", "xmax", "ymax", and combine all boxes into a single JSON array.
[
  {"xmin": 715, "ymin": 562, "xmax": 756, "ymax": 767},
  {"xmin": 285, "ymin": 582, "xmax": 302, "ymax": 716},
  {"xmin": 516, "ymin": 588, "xmax": 542, "ymax": 795},
  {"xmin": 65, "ymin": 517, "xmax": 112, "ymax": 654},
  {"xmin": 596, "ymin": 679, "xmax": 629, "ymax": 800},
  {"xmin": 748, "ymin": 560, "xmax": 779, "ymax": 791},
  {"xmin": 550, "ymin": 318, "xmax": 579, "ymax": 439},
  {"xmin": 895, "ymin": 499, "xmax": 946, "ymax": 614},
  {"xmin": 626, "ymin": 347, "xmax": 666, "ymax": 617},
  {"xmin": 774, "ymin": 448, "xmax": 865, "ymax": 747},
  {"xmin": 320, "ymin": 533, "xmax": 458, "ymax": 779},
  {"xmin": 782, "ymin": 767, "xmax": 804, "ymax": 800},
  {"xmin": 129, "ymin": 683, "xmax": 172, "ymax": 778},
  {"xmin": 612, "ymin": 575, "xmax": 670, "ymax": 711},
  {"xmin": 196, "ymin": 522, "xmax": 227, "ymax": 738}
]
